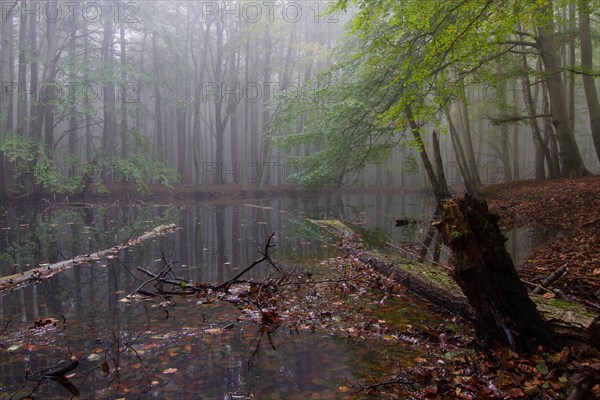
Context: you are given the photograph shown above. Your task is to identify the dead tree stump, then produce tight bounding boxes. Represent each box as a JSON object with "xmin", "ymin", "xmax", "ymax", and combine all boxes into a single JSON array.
[{"xmin": 433, "ymin": 194, "xmax": 561, "ymax": 352}]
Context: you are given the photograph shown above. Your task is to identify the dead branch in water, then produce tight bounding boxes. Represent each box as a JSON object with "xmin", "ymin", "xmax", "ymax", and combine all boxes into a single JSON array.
[
  {"xmin": 0, "ymin": 224, "xmax": 178, "ymax": 295},
  {"xmin": 130, "ymin": 232, "xmax": 280, "ymax": 299}
]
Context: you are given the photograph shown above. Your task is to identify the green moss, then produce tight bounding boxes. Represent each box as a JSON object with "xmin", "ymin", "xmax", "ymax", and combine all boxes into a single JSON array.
[
  {"xmin": 307, "ymin": 219, "xmax": 356, "ymax": 236},
  {"xmin": 451, "ymin": 230, "xmax": 463, "ymax": 239}
]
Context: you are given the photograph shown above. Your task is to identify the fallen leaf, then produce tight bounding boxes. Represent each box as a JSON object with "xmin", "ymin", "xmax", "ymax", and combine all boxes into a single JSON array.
[
  {"xmin": 101, "ymin": 361, "xmax": 110, "ymax": 376},
  {"xmin": 163, "ymin": 368, "xmax": 178, "ymax": 374}
]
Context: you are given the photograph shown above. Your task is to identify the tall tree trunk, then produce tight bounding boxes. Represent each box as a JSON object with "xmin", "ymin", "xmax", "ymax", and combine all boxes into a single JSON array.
[
  {"xmin": 28, "ymin": 6, "xmax": 40, "ymax": 139},
  {"xmin": 458, "ymin": 83, "xmax": 482, "ymax": 189},
  {"xmin": 497, "ymin": 78, "xmax": 513, "ymax": 181},
  {"xmin": 567, "ymin": 3, "xmax": 576, "ymax": 135},
  {"xmin": 512, "ymin": 125, "xmax": 520, "ymax": 181},
  {"xmin": 445, "ymin": 107, "xmax": 477, "ymax": 194},
  {"xmin": 102, "ymin": 9, "xmax": 116, "ymax": 182},
  {"xmin": 83, "ymin": 22, "xmax": 92, "ymax": 163},
  {"xmin": 0, "ymin": 6, "xmax": 13, "ymax": 197},
  {"xmin": 431, "ymin": 129, "xmax": 448, "ymax": 191},
  {"xmin": 16, "ymin": 0, "xmax": 28, "ymax": 135},
  {"xmin": 0, "ymin": 8, "xmax": 11, "ymax": 129},
  {"xmin": 119, "ymin": 22, "xmax": 128, "ymax": 161},
  {"xmin": 406, "ymin": 108, "xmax": 450, "ymax": 202},
  {"xmin": 541, "ymin": 79, "xmax": 561, "ymax": 175},
  {"xmin": 175, "ymin": 5, "xmax": 188, "ymax": 184},
  {"xmin": 536, "ymin": 27, "xmax": 590, "ymax": 177},
  {"xmin": 191, "ymin": 18, "xmax": 210, "ymax": 188},
  {"xmin": 518, "ymin": 47, "xmax": 555, "ymax": 178},
  {"xmin": 134, "ymin": 33, "xmax": 148, "ymax": 156},
  {"xmin": 152, "ymin": 32, "xmax": 163, "ymax": 163},
  {"xmin": 2, "ymin": 10, "xmax": 15, "ymax": 132},
  {"xmin": 258, "ymin": 25, "xmax": 273, "ymax": 190},
  {"xmin": 213, "ymin": 19, "xmax": 227, "ymax": 184},
  {"xmin": 41, "ymin": 16, "xmax": 59, "ymax": 148},
  {"xmin": 68, "ymin": 19, "xmax": 78, "ymax": 178},
  {"xmin": 578, "ymin": 1, "xmax": 600, "ymax": 163}
]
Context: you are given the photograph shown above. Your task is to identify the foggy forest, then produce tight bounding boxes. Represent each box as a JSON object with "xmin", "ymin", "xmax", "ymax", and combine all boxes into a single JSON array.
[{"xmin": 1, "ymin": 0, "xmax": 600, "ymax": 399}]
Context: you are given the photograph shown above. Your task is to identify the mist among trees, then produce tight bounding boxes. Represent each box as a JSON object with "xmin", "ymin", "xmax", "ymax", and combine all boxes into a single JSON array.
[{"xmin": 0, "ymin": 0, "xmax": 599, "ymax": 197}]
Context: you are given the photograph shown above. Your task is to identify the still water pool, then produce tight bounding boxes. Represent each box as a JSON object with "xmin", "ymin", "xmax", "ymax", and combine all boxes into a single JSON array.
[{"xmin": 0, "ymin": 192, "xmax": 533, "ymax": 399}]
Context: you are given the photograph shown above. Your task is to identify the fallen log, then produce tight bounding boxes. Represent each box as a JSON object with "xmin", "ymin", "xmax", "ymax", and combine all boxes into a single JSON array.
[
  {"xmin": 311, "ymin": 219, "xmax": 600, "ymax": 348},
  {"xmin": 0, "ymin": 224, "xmax": 178, "ymax": 295}
]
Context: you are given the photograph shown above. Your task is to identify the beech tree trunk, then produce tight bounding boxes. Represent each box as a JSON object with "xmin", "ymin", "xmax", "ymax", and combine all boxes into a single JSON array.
[
  {"xmin": 578, "ymin": 3, "xmax": 600, "ymax": 163},
  {"xmin": 445, "ymin": 107, "xmax": 477, "ymax": 194},
  {"xmin": 433, "ymin": 195, "xmax": 561, "ymax": 352},
  {"xmin": 406, "ymin": 107, "xmax": 450, "ymax": 202},
  {"xmin": 536, "ymin": 27, "xmax": 590, "ymax": 177}
]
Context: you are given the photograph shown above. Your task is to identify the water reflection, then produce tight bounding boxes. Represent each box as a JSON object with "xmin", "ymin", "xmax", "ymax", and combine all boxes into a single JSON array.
[{"xmin": 0, "ymin": 191, "xmax": 531, "ymax": 398}]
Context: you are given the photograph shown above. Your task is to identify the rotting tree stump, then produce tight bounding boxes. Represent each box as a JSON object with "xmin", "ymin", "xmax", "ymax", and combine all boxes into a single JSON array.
[{"xmin": 433, "ymin": 194, "xmax": 562, "ymax": 352}]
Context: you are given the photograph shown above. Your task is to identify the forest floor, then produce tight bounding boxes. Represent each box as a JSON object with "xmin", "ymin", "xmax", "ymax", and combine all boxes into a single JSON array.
[
  {"xmin": 3, "ymin": 177, "xmax": 600, "ymax": 399},
  {"xmin": 485, "ymin": 175, "xmax": 600, "ymax": 309}
]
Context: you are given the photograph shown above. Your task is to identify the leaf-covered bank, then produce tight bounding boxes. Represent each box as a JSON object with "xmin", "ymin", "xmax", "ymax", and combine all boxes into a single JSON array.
[{"xmin": 486, "ymin": 175, "xmax": 600, "ymax": 307}]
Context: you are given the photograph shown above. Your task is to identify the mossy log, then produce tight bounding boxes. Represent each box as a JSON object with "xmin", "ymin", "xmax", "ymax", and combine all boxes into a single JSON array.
[
  {"xmin": 0, "ymin": 224, "xmax": 178, "ymax": 295},
  {"xmin": 311, "ymin": 219, "xmax": 599, "ymax": 348}
]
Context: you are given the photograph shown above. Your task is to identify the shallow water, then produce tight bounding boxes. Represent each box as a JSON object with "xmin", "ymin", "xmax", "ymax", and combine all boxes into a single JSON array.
[{"xmin": 0, "ymin": 192, "xmax": 532, "ymax": 398}]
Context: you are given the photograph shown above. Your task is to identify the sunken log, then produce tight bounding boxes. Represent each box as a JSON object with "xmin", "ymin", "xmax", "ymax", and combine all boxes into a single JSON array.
[
  {"xmin": 0, "ymin": 224, "xmax": 178, "ymax": 295},
  {"xmin": 432, "ymin": 194, "xmax": 561, "ymax": 351},
  {"xmin": 310, "ymin": 219, "xmax": 599, "ymax": 349}
]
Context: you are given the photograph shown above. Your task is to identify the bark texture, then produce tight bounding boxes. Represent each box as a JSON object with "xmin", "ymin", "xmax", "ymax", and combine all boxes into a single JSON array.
[{"xmin": 433, "ymin": 195, "xmax": 561, "ymax": 352}]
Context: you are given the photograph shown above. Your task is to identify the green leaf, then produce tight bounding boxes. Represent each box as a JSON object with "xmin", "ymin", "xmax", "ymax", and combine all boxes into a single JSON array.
[
  {"xmin": 87, "ymin": 353, "xmax": 102, "ymax": 362},
  {"xmin": 536, "ymin": 359, "xmax": 549, "ymax": 375}
]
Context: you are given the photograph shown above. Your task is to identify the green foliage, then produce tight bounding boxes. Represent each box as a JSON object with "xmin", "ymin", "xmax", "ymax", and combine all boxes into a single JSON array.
[
  {"xmin": 268, "ymin": 43, "xmax": 402, "ymax": 187},
  {"xmin": 271, "ymin": 0, "xmax": 600, "ymax": 189},
  {"xmin": 0, "ymin": 133, "xmax": 179, "ymax": 196}
]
